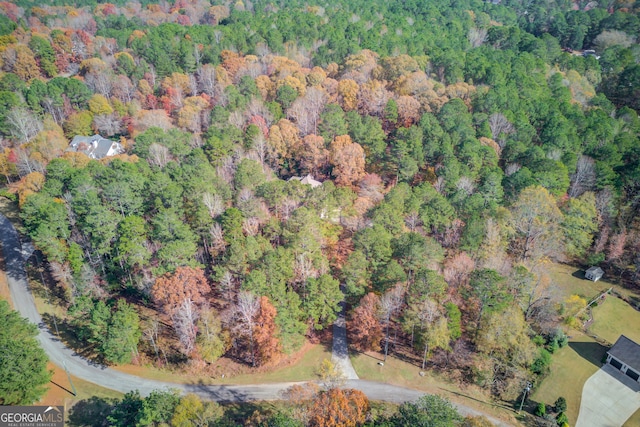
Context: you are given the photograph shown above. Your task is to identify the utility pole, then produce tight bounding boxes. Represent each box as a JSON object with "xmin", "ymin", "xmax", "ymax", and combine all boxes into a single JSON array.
[
  {"xmin": 518, "ymin": 382, "xmax": 532, "ymax": 413},
  {"xmin": 62, "ymin": 361, "xmax": 77, "ymax": 396}
]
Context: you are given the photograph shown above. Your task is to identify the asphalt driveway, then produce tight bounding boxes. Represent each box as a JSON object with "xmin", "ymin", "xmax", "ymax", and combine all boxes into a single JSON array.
[{"xmin": 576, "ymin": 363, "xmax": 640, "ymax": 427}]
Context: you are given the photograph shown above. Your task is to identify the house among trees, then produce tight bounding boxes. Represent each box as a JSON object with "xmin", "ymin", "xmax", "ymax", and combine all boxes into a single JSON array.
[
  {"xmin": 67, "ymin": 134, "xmax": 124, "ymax": 160},
  {"xmin": 585, "ymin": 266, "xmax": 604, "ymax": 282},
  {"xmin": 288, "ymin": 174, "xmax": 322, "ymax": 188},
  {"xmin": 606, "ymin": 335, "xmax": 640, "ymax": 383}
]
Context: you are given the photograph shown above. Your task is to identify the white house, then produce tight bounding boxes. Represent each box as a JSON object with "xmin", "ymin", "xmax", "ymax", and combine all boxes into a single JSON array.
[{"xmin": 67, "ymin": 134, "xmax": 124, "ymax": 160}]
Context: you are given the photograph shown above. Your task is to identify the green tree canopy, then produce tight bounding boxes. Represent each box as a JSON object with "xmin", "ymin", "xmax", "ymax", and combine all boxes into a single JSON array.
[{"xmin": 0, "ymin": 300, "xmax": 51, "ymax": 405}]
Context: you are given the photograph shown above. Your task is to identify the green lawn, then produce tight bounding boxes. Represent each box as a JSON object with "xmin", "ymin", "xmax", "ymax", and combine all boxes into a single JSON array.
[
  {"xmin": 624, "ymin": 409, "xmax": 640, "ymax": 426},
  {"xmin": 589, "ymin": 295, "xmax": 640, "ymax": 345},
  {"xmin": 350, "ymin": 352, "xmax": 518, "ymax": 425},
  {"xmin": 546, "ymin": 263, "xmax": 609, "ymax": 302},
  {"xmin": 546, "ymin": 262, "xmax": 637, "ymax": 302},
  {"xmin": 531, "ymin": 332, "xmax": 606, "ymax": 426},
  {"xmin": 113, "ymin": 342, "xmax": 332, "ymax": 386}
]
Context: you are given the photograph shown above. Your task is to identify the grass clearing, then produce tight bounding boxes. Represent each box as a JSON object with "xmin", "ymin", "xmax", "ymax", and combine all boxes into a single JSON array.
[
  {"xmin": 589, "ymin": 295, "xmax": 640, "ymax": 345},
  {"xmin": 546, "ymin": 262, "xmax": 637, "ymax": 302},
  {"xmin": 350, "ymin": 351, "xmax": 518, "ymax": 425},
  {"xmin": 531, "ymin": 331, "xmax": 606, "ymax": 426},
  {"xmin": 113, "ymin": 342, "xmax": 332, "ymax": 385}
]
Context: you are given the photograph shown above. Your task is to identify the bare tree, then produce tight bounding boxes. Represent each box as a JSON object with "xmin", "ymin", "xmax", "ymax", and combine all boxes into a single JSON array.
[
  {"xmin": 505, "ymin": 163, "xmax": 521, "ymax": 177},
  {"xmin": 468, "ymin": 27, "xmax": 487, "ymax": 48},
  {"xmin": 86, "ymin": 71, "xmax": 113, "ymax": 97},
  {"xmin": 456, "ymin": 176, "xmax": 475, "ymax": 196},
  {"xmin": 93, "ymin": 113, "xmax": 122, "ymax": 136},
  {"xmin": 488, "ymin": 113, "xmax": 514, "ymax": 149},
  {"xmin": 218, "ymin": 270, "xmax": 235, "ymax": 303},
  {"xmin": 208, "ymin": 223, "xmax": 227, "ymax": 256},
  {"xmin": 287, "ymin": 87, "xmax": 328, "ymax": 136},
  {"xmin": 294, "ymin": 252, "xmax": 316, "ymax": 285},
  {"xmin": 405, "ymin": 211, "xmax": 421, "ymax": 231},
  {"xmin": 242, "ymin": 217, "xmax": 260, "ymax": 236},
  {"xmin": 233, "ymin": 291, "xmax": 260, "ymax": 366},
  {"xmin": 595, "ymin": 187, "xmax": 615, "ymax": 224},
  {"xmin": 197, "ymin": 64, "xmax": 217, "ymax": 97},
  {"xmin": 14, "ymin": 147, "xmax": 43, "ymax": 176},
  {"xmin": 379, "ymin": 284, "xmax": 405, "ymax": 362},
  {"xmin": 6, "ymin": 107, "xmax": 42, "ymax": 143},
  {"xmin": 49, "ymin": 261, "xmax": 73, "ymax": 288},
  {"xmin": 143, "ymin": 318, "xmax": 168, "ymax": 365},
  {"xmin": 443, "ymin": 252, "xmax": 475, "ymax": 288},
  {"xmin": 568, "ymin": 155, "xmax": 596, "ymax": 198},
  {"xmin": 203, "ymin": 193, "xmax": 225, "ymax": 218},
  {"xmin": 252, "ymin": 133, "xmax": 268, "ymax": 168},
  {"xmin": 172, "ymin": 298, "xmax": 199, "ymax": 355},
  {"xmin": 148, "ymin": 143, "xmax": 171, "ymax": 168}
]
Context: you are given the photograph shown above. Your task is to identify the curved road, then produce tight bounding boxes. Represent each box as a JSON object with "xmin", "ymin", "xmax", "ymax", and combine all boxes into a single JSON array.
[{"xmin": 0, "ymin": 212, "xmax": 511, "ymax": 426}]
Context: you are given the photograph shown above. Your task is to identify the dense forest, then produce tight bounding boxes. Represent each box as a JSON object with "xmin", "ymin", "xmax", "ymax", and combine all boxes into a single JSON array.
[{"xmin": 0, "ymin": 0, "xmax": 639, "ymax": 423}]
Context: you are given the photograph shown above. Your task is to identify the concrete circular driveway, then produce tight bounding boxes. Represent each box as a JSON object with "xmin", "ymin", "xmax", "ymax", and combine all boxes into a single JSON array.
[{"xmin": 575, "ymin": 364, "xmax": 640, "ymax": 427}]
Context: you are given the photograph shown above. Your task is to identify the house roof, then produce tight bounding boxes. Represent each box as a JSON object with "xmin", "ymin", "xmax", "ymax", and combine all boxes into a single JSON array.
[
  {"xmin": 608, "ymin": 335, "xmax": 640, "ymax": 371},
  {"xmin": 288, "ymin": 174, "xmax": 322, "ymax": 188},
  {"xmin": 586, "ymin": 266, "xmax": 604, "ymax": 276},
  {"xmin": 68, "ymin": 134, "xmax": 123, "ymax": 159}
]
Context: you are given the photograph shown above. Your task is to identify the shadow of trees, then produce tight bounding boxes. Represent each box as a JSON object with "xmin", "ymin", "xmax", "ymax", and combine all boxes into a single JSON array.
[
  {"xmin": 568, "ymin": 341, "xmax": 607, "ymax": 368},
  {"xmin": 67, "ymin": 396, "xmax": 116, "ymax": 427}
]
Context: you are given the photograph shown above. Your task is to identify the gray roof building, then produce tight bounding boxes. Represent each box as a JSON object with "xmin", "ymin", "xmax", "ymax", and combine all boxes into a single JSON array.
[
  {"xmin": 585, "ymin": 266, "xmax": 604, "ymax": 282},
  {"xmin": 288, "ymin": 174, "xmax": 322, "ymax": 188},
  {"xmin": 606, "ymin": 335, "xmax": 640, "ymax": 383},
  {"xmin": 67, "ymin": 134, "xmax": 124, "ymax": 160}
]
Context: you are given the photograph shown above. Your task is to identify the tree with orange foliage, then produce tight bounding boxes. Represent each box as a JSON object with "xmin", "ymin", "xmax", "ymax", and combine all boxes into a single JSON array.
[
  {"xmin": 220, "ymin": 50, "xmax": 246, "ymax": 81},
  {"xmin": 11, "ymin": 171, "xmax": 45, "ymax": 206},
  {"xmin": 253, "ymin": 296, "xmax": 281, "ymax": 366},
  {"xmin": 337, "ymin": 79, "xmax": 359, "ymax": 111},
  {"xmin": 349, "ymin": 293, "xmax": 383, "ymax": 352},
  {"xmin": 267, "ymin": 119, "xmax": 300, "ymax": 170},
  {"xmin": 330, "ymin": 135, "xmax": 365, "ymax": 187},
  {"xmin": 298, "ymin": 134, "xmax": 329, "ymax": 177},
  {"xmin": 308, "ymin": 388, "xmax": 369, "ymax": 427},
  {"xmin": 151, "ymin": 266, "xmax": 210, "ymax": 315},
  {"xmin": 12, "ymin": 45, "xmax": 40, "ymax": 81}
]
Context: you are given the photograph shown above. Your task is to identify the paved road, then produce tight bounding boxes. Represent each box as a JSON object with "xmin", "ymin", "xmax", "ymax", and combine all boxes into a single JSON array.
[
  {"xmin": 575, "ymin": 364, "xmax": 640, "ymax": 427},
  {"xmin": 0, "ymin": 212, "xmax": 512, "ymax": 426}
]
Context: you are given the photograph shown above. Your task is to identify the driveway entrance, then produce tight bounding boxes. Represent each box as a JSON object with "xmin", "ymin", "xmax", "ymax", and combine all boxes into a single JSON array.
[{"xmin": 576, "ymin": 364, "xmax": 640, "ymax": 427}]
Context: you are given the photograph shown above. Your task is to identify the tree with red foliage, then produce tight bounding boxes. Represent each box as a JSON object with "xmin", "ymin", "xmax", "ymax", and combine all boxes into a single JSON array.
[
  {"xmin": 253, "ymin": 296, "xmax": 281, "ymax": 366},
  {"xmin": 151, "ymin": 266, "xmax": 210, "ymax": 315},
  {"xmin": 349, "ymin": 293, "xmax": 383, "ymax": 352}
]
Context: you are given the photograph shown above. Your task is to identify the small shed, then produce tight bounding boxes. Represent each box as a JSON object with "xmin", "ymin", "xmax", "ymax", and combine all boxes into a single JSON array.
[
  {"xmin": 606, "ymin": 335, "xmax": 640, "ymax": 383},
  {"xmin": 585, "ymin": 266, "xmax": 604, "ymax": 282}
]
